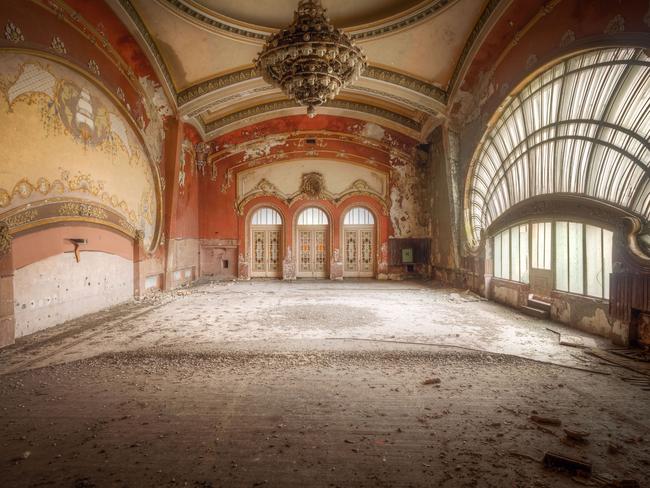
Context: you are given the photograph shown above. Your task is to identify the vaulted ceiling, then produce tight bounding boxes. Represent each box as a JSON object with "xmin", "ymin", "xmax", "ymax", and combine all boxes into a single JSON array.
[{"xmin": 109, "ymin": 0, "xmax": 493, "ymax": 139}]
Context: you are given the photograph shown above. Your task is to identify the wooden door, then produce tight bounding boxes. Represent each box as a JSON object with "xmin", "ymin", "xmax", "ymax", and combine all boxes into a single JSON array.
[
  {"xmin": 251, "ymin": 227, "xmax": 281, "ymax": 277},
  {"xmin": 344, "ymin": 227, "xmax": 374, "ymax": 277},
  {"xmin": 298, "ymin": 227, "xmax": 328, "ymax": 278}
]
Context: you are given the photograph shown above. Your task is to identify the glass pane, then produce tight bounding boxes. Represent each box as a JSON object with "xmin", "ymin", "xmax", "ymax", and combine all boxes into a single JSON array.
[
  {"xmin": 568, "ymin": 222, "xmax": 584, "ymax": 294},
  {"xmin": 252, "ymin": 207, "xmax": 282, "ymax": 225},
  {"xmin": 502, "ymin": 229, "xmax": 510, "ymax": 280},
  {"xmin": 298, "ymin": 207, "xmax": 328, "ymax": 225},
  {"xmin": 511, "ymin": 226, "xmax": 520, "ymax": 282},
  {"xmin": 555, "ymin": 222, "xmax": 569, "ymax": 292},
  {"xmin": 344, "ymin": 207, "xmax": 375, "ymax": 225},
  {"xmin": 520, "ymin": 224, "xmax": 529, "ymax": 284},
  {"xmin": 603, "ymin": 229, "xmax": 613, "ymax": 300},
  {"xmin": 544, "ymin": 222, "xmax": 552, "ymax": 269},
  {"xmin": 532, "ymin": 223, "xmax": 539, "ymax": 269},
  {"xmin": 586, "ymin": 225, "xmax": 604, "ymax": 297},
  {"xmin": 494, "ymin": 233, "xmax": 502, "ymax": 278},
  {"xmin": 537, "ymin": 222, "xmax": 543, "ymax": 269}
]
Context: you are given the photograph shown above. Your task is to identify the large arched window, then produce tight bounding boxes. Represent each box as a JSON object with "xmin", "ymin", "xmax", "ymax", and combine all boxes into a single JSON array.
[{"xmin": 466, "ymin": 47, "xmax": 650, "ymax": 247}]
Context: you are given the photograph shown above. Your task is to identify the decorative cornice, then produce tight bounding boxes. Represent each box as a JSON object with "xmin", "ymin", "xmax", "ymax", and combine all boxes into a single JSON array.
[
  {"xmin": 2, "ymin": 198, "xmax": 139, "ymax": 240},
  {"xmin": 364, "ymin": 66, "xmax": 447, "ymax": 103},
  {"xmin": 0, "ymin": 221, "xmax": 11, "ymax": 256},
  {"xmin": 161, "ymin": 0, "xmax": 456, "ymax": 42},
  {"xmin": 349, "ymin": 86, "xmax": 438, "ymax": 116},
  {"xmin": 178, "ymin": 66, "xmax": 447, "ymax": 107},
  {"xmin": 163, "ymin": 0, "xmax": 268, "ymax": 41},
  {"xmin": 177, "ymin": 67, "xmax": 258, "ymax": 106},
  {"xmin": 350, "ymin": 0, "xmax": 454, "ymax": 40},
  {"xmin": 203, "ymin": 99, "xmax": 421, "ymax": 134},
  {"xmin": 448, "ymin": 0, "xmax": 504, "ymax": 94}
]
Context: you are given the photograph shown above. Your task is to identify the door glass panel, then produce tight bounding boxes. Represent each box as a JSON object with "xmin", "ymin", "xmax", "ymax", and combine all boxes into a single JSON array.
[
  {"xmin": 300, "ymin": 231, "xmax": 312, "ymax": 272},
  {"xmin": 268, "ymin": 230, "xmax": 280, "ymax": 272},
  {"xmin": 360, "ymin": 230, "xmax": 373, "ymax": 273},
  {"xmin": 253, "ymin": 231, "xmax": 265, "ymax": 272},
  {"xmin": 314, "ymin": 230, "xmax": 326, "ymax": 272},
  {"xmin": 345, "ymin": 230, "xmax": 357, "ymax": 272},
  {"xmin": 532, "ymin": 222, "xmax": 552, "ymax": 270}
]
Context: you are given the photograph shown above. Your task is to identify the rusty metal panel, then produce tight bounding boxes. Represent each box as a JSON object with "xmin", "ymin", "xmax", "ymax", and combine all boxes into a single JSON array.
[{"xmin": 610, "ymin": 273, "xmax": 650, "ymax": 321}]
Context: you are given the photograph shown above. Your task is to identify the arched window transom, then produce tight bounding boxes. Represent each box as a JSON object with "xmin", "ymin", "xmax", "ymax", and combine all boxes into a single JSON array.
[
  {"xmin": 252, "ymin": 207, "xmax": 282, "ymax": 225},
  {"xmin": 297, "ymin": 207, "xmax": 329, "ymax": 225},
  {"xmin": 344, "ymin": 207, "xmax": 375, "ymax": 225}
]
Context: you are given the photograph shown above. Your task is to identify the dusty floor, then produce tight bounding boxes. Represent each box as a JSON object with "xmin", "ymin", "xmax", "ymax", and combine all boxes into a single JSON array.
[{"xmin": 0, "ymin": 280, "xmax": 648, "ymax": 487}]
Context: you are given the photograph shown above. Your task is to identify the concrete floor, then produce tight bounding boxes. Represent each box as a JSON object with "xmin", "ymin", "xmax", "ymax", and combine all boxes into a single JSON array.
[{"xmin": 0, "ymin": 280, "xmax": 648, "ymax": 487}]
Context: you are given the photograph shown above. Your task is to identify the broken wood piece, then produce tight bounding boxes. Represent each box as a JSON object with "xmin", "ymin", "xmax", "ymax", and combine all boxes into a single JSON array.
[
  {"xmin": 564, "ymin": 428, "xmax": 590, "ymax": 441},
  {"xmin": 602, "ymin": 481, "xmax": 640, "ymax": 488},
  {"xmin": 543, "ymin": 452, "xmax": 592, "ymax": 476},
  {"xmin": 507, "ymin": 450, "xmax": 540, "ymax": 463},
  {"xmin": 422, "ymin": 378, "xmax": 441, "ymax": 385},
  {"xmin": 530, "ymin": 415, "xmax": 562, "ymax": 426}
]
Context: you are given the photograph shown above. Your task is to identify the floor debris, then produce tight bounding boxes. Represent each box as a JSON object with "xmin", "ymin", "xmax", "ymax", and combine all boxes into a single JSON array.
[{"xmin": 542, "ymin": 452, "xmax": 592, "ymax": 476}]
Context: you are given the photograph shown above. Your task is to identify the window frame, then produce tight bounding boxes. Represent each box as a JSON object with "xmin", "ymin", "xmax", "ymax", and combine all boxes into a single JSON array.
[{"xmin": 492, "ymin": 219, "xmax": 613, "ymax": 300}]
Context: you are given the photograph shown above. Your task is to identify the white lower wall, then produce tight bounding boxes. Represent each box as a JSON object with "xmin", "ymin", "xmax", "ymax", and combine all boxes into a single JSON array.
[{"xmin": 14, "ymin": 251, "xmax": 133, "ymax": 337}]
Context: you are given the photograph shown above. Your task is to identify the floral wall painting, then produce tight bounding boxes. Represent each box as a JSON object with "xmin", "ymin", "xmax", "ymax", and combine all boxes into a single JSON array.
[{"xmin": 0, "ymin": 52, "xmax": 161, "ymax": 250}]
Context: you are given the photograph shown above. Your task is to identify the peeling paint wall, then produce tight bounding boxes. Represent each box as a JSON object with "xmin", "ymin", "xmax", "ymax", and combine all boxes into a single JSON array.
[
  {"xmin": 550, "ymin": 292, "xmax": 613, "ymax": 340},
  {"xmin": 390, "ymin": 151, "xmax": 430, "ymax": 238},
  {"xmin": 14, "ymin": 251, "xmax": 133, "ymax": 337},
  {"xmin": 490, "ymin": 279, "xmax": 529, "ymax": 310}
]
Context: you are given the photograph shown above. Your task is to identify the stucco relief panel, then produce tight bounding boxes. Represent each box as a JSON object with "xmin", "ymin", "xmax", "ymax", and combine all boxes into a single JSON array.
[{"xmin": 237, "ymin": 160, "xmax": 387, "ymax": 199}]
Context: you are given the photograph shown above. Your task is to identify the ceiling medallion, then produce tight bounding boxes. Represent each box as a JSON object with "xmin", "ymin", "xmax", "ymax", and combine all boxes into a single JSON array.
[{"xmin": 255, "ymin": 0, "xmax": 367, "ymax": 118}]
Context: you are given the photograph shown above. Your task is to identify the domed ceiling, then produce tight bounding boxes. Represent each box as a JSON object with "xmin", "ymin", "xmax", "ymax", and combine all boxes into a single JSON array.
[{"xmin": 109, "ymin": 0, "xmax": 495, "ymax": 140}]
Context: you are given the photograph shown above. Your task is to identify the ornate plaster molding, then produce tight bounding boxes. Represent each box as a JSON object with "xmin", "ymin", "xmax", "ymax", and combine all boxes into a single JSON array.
[
  {"xmin": 203, "ymin": 99, "xmax": 421, "ymax": 135},
  {"xmin": 178, "ymin": 68, "xmax": 259, "ymax": 106},
  {"xmin": 160, "ymin": 0, "xmax": 457, "ymax": 42},
  {"xmin": 0, "ymin": 221, "xmax": 11, "ymax": 256},
  {"xmin": 2, "ymin": 198, "xmax": 140, "ymax": 240},
  {"xmin": 235, "ymin": 175, "xmax": 387, "ymax": 215},
  {"xmin": 111, "ymin": 0, "xmax": 444, "ymax": 134},
  {"xmin": 177, "ymin": 66, "xmax": 446, "ymax": 108}
]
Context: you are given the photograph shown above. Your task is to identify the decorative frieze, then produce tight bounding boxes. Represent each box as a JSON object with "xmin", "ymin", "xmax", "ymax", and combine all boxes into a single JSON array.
[{"xmin": 0, "ymin": 222, "xmax": 11, "ymax": 257}]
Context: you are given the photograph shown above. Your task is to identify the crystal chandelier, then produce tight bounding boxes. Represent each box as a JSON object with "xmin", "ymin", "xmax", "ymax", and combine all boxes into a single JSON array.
[{"xmin": 255, "ymin": 0, "xmax": 367, "ymax": 118}]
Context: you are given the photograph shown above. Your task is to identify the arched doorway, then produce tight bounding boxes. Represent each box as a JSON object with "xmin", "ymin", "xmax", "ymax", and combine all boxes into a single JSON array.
[
  {"xmin": 342, "ymin": 207, "xmax": 375, "ymax": 277},
  {"xmin": 250, "ymin": 207, "xmax": 283, "ymax": 278},
  {"xmin": 296, "ymin": 207, "xmax": 329, "ymax": 278}
]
